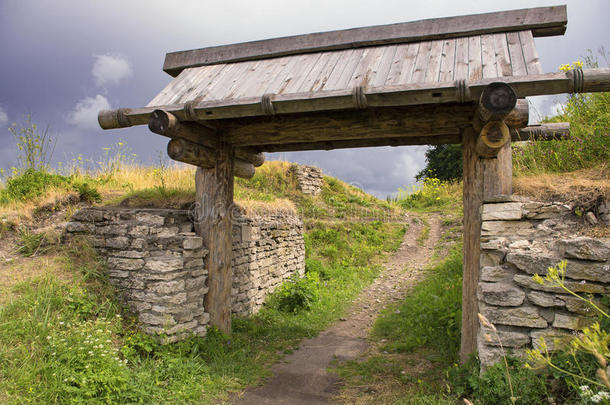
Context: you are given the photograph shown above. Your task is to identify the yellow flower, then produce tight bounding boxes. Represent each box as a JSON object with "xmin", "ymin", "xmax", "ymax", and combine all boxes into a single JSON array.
[
  {"xmin": 573, "ymin": 60, "xmax": 583, "ymax": 69},
  {"xmin": 559, "ymin": 63, "xmax": 571, "ymax": 72}
]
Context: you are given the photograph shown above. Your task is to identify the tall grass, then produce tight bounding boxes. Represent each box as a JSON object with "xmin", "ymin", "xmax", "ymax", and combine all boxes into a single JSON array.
[{"xmin": 514, "ymin": 54, "xmax": 609, "ymax": 176}]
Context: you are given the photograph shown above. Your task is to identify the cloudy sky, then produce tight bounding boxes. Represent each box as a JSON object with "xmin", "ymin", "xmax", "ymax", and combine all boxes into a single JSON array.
[{"xmin": 0, "ymin": 0, "xmax": 608, "ymax": 197}]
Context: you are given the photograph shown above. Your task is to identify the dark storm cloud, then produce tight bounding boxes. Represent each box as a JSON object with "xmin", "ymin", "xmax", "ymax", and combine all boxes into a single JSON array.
[{"xmin": 1, "ymin": 0, "xmax": 608, "ymax": 196}]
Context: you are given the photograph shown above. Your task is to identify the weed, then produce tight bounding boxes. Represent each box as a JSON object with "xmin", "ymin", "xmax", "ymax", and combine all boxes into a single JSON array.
[
  {"xmin": 16, "ymin": 228, "xmax": 45, "ymax": 257},
  {"xmin": 272, "ymin": 272, "xmax": 320, "ymax": 313},
  {"xmin": 9, "ymin": 114, "xmax": 56, "ymax": 173}
]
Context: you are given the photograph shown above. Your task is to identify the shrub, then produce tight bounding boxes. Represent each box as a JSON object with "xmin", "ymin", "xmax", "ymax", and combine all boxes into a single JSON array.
[
  {"xmin": 0, "ymin": 169, "xmax": 70, "ymax": 202},
  {"xmin": 393, "ymin": 178, "xmax": 461, "ymax": 212},
  {"xmin": 9, "ymin": 114, "xmax": 56, "ymax": 173},
  {"xmin": 274, "ymin": 272, "xmax": 320, "ymax": 313}
]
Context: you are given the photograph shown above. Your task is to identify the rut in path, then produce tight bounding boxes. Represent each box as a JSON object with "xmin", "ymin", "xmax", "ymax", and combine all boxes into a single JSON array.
[{"xmin": 233, "ymin": 214, "xmax": 442, "ymax": 405}]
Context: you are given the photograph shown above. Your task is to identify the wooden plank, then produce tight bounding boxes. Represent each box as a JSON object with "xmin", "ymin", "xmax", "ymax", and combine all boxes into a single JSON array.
[
  {"xmin": 261, "ymin": 54, "xmax": 306, "ymax": 95},
  {"xmin": 493, "ymin": 33, "xmax": 512, "ymax": 77},
  {"xmin": 394, "ymin": 43, "xmax": 421, "ymax": 85},
  {"xmin": 460, "ymin": 127, "xmax": 482, "ymax": 363},
  {"xmin": 319, "ymin": 49, "xmax": 355, "ymax": 90},
  {"xmin": 279, "ymin": 53, "xmax": 324, "ymax": 94},
  {"xmin": 481, "ymin": 34, "xmax": 498, "ymax": 78},
  {"xmin": 369, "ymin": 45, "xmax": 398, "ymax": 88},
  {"xmin": 307, "ymin": 50, "xmax": 346, "ymax": 92},
  {"xmin": 207, "ymin": 61, "xmax": 258, "ymax": 101},
  {"xmin": 468, "ymin": 35, "xmax": 483, "ymax": 81},
  {"xmin": 165, "ymin": 68, "xmax": 206, "ymax": 105},
  {"xmin": 296, "ymin": 52, "xmax": 335, "ymax": 93},
  {"xmin": 482, "ymin": 142, "xmax": 512, "ymax": 202},
  {"xmin": 506, "ymin": 32, "xmax": 527, "ymax": 76},
  {"xmin": 410, "ymin": 41, "xmax": 432, "ymax": 83},
  {"xmin": 346, "ymin": 46, "xmax": 386, "ymax": 88},
  {"xmin": 242, "ymin": 56, "xmax": 292, "ymax": 98},
  {"xmin": 323, "ymin": 48, "xmax": 367, "ymax": 90},
  {"xmin": 225, "ymin": 59, "xmax": 265, "ymax": 99},
  {"xmin": 195, "ymin": 142, "xmax": 235, "ymax": 335},
  {"xmin": 424, "ymin": 40, "xmax": 445, "ymax": 82},
  {"xmin": 224, "ymin": 60, "xmax": 264, "ymax": 100},
  {"xmin": 384, "ymin": 44, "xmax": 411, "ymax": 85},
  {"xmin": 454, "ymin": 37, "xmax": 469, "ymax": 80},
  {"xmin": 221, "ymin": 104, "xmax": 473, "ymax": 146},
  {"xmin": 520, "ymin": 30, "xmax": 543, "ymax": 75},
  {"xmin": 177, "ymin": 64, "xmax": 229, "ymax": 104},
  {"xmin": 438, "ymin": 39, "xmax": 457, "ymax": 82},
  {"xmin": 256, "ymin": 134, "xmax": 462, "ymax": 152},
  {"xmin": 163, "ymin": 6, "xmax": 567, "ymax": 76}
]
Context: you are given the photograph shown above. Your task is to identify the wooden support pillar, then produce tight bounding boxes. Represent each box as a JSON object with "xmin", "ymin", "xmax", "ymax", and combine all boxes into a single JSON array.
[
  {"xmin": 461, "ymin": 127, "xmax": 483, "ymax": 363},
  {"xmin": 194, "ymin": 142, "xmax": 235, "ymax": 335},
  {"xmin": 482, "ymin": 142, "xmax": 512, "ymax": 202}
]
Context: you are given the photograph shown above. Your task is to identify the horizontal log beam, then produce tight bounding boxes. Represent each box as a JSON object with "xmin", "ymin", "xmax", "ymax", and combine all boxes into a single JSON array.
[
  {"xmin": 163, "ymin": 6, "xmax": 566, "ymax": 76},
  {"xmin": 167, "ymin": 138, "xmax": 255, "ymax": 179},
  {"xmin": 149, "ymin": 110, "xmax": 265, "ymax": 166},
  {"xmin": 513, "ymin": 122, "xmax": 570, "ymax": 141},
  {"xmin": 504, "ymin": 99, "xmax": 529, "ymax": 129},
  {"xmin": 98, "ymin": 68, "xmax": 610, "ymax": 130},
  {"xmin": 221, "ymin": 104, "xmax": 473, "ymax": 146},
  {"xmin": 257, "ymin": 134, "xmax": 462, "ymax": 152}
]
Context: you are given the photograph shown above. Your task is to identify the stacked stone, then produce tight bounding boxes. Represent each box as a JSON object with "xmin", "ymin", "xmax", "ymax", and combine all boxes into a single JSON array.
[
  {"xmin": 231, "ymin": 212, "xmax": 306, "ymax": 316},
  {"xmin": 292, "ymin": 164, "xmax": 324, "ymax": 196},
  {"xmin": 478, "ymin": 198, "xmax": 610, "ymax": 367},
  {"xmin": 65, "ymin": 208, "xmax": 209, "ymax": 342}
]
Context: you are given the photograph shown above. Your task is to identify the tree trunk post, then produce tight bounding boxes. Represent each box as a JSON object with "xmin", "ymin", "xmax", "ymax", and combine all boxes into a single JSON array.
[
  {"xmin": 461, "ymin": 127, "xmax": 483, "ymax": 363},
  {"xmin": 194, "ymin": 142, "xmax": 235, "ymax": 335}
]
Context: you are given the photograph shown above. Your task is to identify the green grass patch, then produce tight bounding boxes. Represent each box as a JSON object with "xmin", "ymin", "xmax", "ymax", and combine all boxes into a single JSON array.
[{"xmin": 373, "ymin": 244, "xmax": 462, "ymax": 359}]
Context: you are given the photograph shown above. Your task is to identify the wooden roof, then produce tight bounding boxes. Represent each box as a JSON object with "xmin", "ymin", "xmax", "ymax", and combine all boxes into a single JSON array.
[
  {"xmin": 149, "ymin": 30, "xmax": 542, "ymax": 108},
  {"xmin": 100, "ymin": 5, "xmax": 591, "ymax": 152}
]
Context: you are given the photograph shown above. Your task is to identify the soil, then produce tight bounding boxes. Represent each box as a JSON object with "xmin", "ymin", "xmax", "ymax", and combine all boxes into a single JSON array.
[{"xmin": 232, "ymin": 213, "xmax": 442, "ymax": 405}]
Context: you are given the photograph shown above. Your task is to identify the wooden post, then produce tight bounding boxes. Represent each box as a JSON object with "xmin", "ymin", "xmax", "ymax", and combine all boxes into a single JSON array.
[
  {"xmin": 461, "ymin": 127, "xmax": 483, "ymax": 363},
  {"xmin": 483, "ymin": 142, "xmax": 512, "ymax": 202},
  {"xmin": 194, "ymin": 142, "xmax": 235, "ymax": 335}
]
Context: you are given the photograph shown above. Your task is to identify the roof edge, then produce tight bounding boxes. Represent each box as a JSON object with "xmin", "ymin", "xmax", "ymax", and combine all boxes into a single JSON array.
[{"xmin": 163, "ymin": 5, "xmax": 567, "ymax": 77}]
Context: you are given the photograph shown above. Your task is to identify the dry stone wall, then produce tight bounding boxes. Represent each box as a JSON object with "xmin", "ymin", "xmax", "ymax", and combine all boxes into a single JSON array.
[
  {"xmin": 231, "ymin": 213, "xmax": 305, "ymax": 316},
  {"xmin": 65, "ymin": 207, "xmax": 305, "ymax": 341},
  {"xmin": 292, "ymin": 164, "xmax": 324, "ymax": 195},
  {"xmin": 477, "ymin": 198, "xmax": 610, "ymax": 367}
]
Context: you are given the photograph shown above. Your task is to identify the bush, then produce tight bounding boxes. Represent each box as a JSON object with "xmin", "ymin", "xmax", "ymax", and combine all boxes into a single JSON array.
[
  {"xmin": 416, "ymin": 144, "xmax": 463, "ymax": 182},
  {"xmin": 0, "ymin": 169, "xmax": 70, "ymax": 202},
  {"xmin": 273, "ymin": 272, "xmax": 320, "ymax": 313}
]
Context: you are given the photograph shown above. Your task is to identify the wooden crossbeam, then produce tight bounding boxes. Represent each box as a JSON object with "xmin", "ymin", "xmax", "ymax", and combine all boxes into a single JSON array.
[{"xmin": 163, "ymin": 6, "xmax": 567, "ymax": 76}]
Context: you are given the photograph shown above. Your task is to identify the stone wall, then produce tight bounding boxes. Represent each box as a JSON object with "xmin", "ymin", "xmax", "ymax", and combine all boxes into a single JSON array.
[
  {"xmin": 65, "ymin": 207, "xmax": 305, "ymax": 341},
  {"xmin": 66, "ymin": 208, "xmax": 208, "ymax": 342},
  {"xmin": 292, "ymin": 164, "xmax": 324, "ymax": 195},
  {"xmin": 477, "ymin": 198, "xmax": 610, "ymax": 367},
  {"xmin": 231, "ymin": 213, "xmax": 306, "ymax": 316}
]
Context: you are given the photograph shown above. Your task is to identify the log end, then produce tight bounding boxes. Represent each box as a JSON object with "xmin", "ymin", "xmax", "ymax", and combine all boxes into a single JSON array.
[
  {"xmin": 480, "ymin": 82, "xmax": 517, "ymax": 119},
  {"xmin": 98, "ymin": 109, "xmax": 119, "ymax": 130},
  {"xmin": 98, "ymin": 109, "xmax": 132, "ymax": 130},
  {"xmin": 149, "ymin": 109, "xmax": 176, "ymax": 134},
  {"xmin": 167, "ymin": 138, "xmax": 186, "ymax": 160},
  {"xmin": 476, "ymin": 121, "xmax": 510, "ymax": 158}
]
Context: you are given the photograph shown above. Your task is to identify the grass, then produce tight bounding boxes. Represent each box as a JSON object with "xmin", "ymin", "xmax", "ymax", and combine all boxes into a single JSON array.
[{"xmin": 0, "ymin": 218, "xmax": 405, "ymax": 404}]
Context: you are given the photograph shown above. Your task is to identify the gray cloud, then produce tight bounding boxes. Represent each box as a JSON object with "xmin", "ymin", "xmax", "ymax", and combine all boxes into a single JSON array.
[{"xmin": 0, "ymin": 107, "xmax": 7, "ymax": 126}]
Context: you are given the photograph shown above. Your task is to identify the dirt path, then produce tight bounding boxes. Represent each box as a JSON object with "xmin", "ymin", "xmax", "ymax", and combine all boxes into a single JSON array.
[{"xmin": 233, "ymin": 214, "xmax": 442, "ymax": 405}]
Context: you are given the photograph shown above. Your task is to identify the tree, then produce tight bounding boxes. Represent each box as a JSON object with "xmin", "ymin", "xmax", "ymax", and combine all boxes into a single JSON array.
[{"xmin": 416, "ymin": 144, "xmax": 463, "ymax": 182}]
